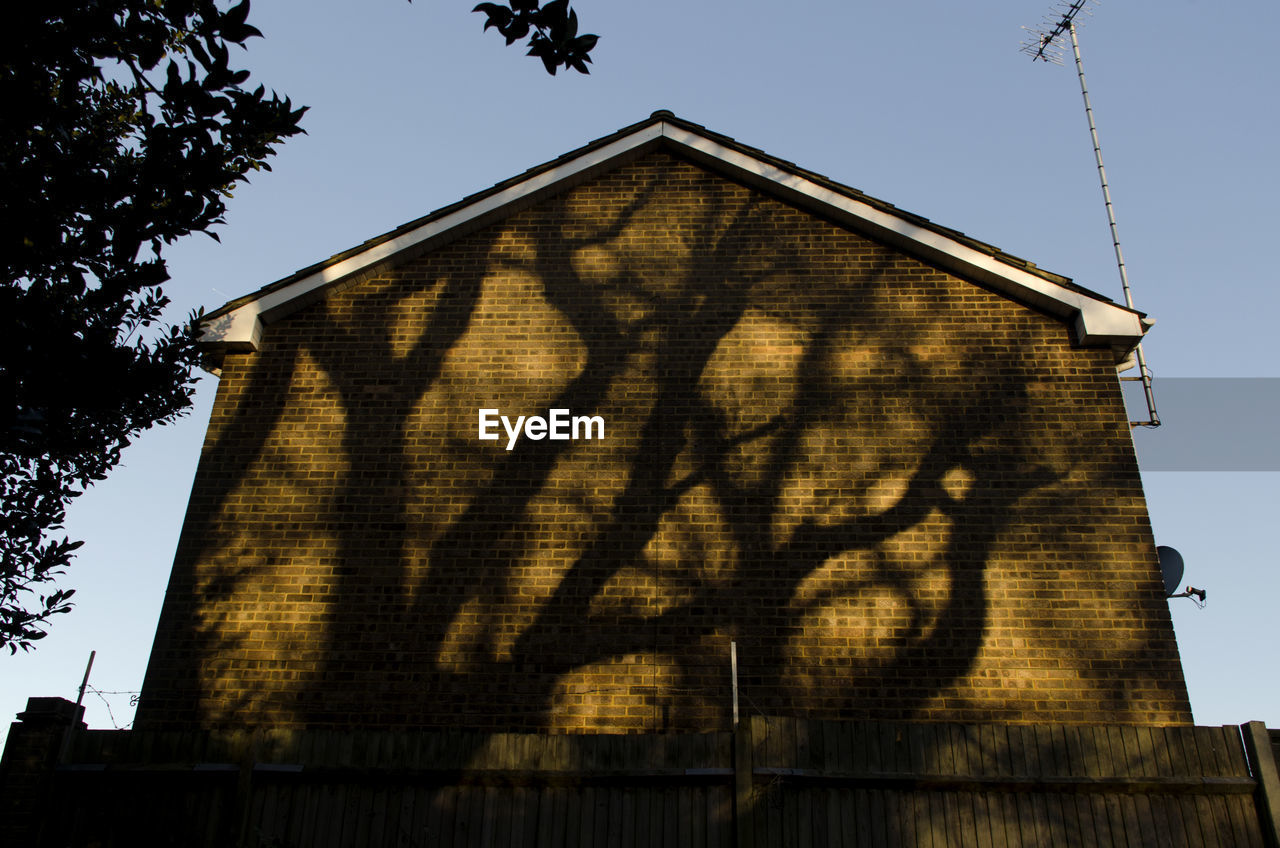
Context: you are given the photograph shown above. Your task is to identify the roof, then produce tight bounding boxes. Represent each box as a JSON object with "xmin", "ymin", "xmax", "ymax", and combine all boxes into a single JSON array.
[{"xmin": 199, "ymin": 111, "xmax": 1150, "ymax": 363}]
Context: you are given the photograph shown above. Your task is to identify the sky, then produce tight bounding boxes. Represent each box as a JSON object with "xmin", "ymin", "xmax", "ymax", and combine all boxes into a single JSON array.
[{"xmin": 5, "ymin": 0, "xmax": 1278, "ymax": 741}]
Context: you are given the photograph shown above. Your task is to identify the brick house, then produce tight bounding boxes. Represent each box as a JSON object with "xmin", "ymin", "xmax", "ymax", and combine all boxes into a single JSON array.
[{"xmin": 135, "ymin": 111, "xmax": 1191, "ymax": 733}]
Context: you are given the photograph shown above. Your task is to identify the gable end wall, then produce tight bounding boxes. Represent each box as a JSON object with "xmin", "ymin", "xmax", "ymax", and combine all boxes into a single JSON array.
[{"xmin": 139, "ymin": 153, "xmax": 1191, "ymax": 731}]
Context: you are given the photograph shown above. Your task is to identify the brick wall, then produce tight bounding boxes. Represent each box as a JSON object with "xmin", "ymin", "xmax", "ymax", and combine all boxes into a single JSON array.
[{"xmin": 137, "ymin": 152, "xmax": 1191, "ymax": 731}]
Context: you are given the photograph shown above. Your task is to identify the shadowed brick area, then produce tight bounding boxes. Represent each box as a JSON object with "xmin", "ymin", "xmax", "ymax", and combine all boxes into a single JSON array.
[{"xmin": 136, "ymin": 152, "xmax": 1189, "ymax": 732}]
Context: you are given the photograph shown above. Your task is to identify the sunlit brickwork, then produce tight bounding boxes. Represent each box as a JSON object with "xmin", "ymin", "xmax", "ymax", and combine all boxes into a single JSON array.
[{"xmin": 137, "ymin": 152, "xmax": 1191, "ymax": 731}]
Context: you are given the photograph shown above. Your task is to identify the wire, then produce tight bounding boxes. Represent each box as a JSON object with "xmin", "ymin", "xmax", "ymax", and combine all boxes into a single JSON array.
[{"xmin": 84, "ymin": 685, "xmax": 139, "ymax": 730}]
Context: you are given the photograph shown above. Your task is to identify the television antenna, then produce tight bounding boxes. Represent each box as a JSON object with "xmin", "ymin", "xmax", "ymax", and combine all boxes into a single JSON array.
[{"xmin": 1021, "ymin": 1, "xmax": 1160, "ymax": 428}]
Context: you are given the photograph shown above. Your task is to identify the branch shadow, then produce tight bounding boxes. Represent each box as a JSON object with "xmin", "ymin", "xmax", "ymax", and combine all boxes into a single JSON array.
[{"xmin": 145, "ymin": 152, "xmax": 1111, "ymax": 740}]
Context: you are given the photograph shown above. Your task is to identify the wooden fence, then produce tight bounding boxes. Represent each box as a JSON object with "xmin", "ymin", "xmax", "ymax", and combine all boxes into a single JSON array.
[{"xmin": 5, "ymin": 712, "xmax": 1280, "ymax": 847}]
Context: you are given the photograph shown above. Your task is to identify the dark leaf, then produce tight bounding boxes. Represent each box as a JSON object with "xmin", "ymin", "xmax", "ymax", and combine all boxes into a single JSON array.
[
  {"xmin": 538, "ymin": 0, "xmax": 570, "ymax": 23},
  {"xmin": 225, "ymin": 0, "xmax": 251, "ymax": 29},
  {"xmin": 501, "ymin": 20, "xmax": 530, "ymax": 44},
  {"xmin": 473, "ymin": 2, "xmax": 512, "ymax": 31}
]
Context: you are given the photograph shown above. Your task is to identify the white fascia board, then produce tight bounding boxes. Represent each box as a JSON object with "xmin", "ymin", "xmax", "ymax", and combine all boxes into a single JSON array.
[
  {"xmin": 658, "ymin": 124, "xmax": 1146, "ymax": 348},
  {"xmin": 198, "ymin": 304, "xmax": 262, "ymax": 351},
  {"xmin": 200, "ymin": 123, "xmax": 666, "ymax": 349},
  {"xmin": 202, "ymin": 120, "xmax": 1144, "ymax": 352}
]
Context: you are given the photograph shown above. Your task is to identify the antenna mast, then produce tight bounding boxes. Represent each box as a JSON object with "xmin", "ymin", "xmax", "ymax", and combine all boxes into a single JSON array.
[{"xmin": 1022, "ymin": 1, "xmax": 1160, "ymax": 427}]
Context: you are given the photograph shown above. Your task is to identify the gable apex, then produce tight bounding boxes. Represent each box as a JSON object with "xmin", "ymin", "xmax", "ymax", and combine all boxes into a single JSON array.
[{"xmin": 199, "ymin": 112, "xmax": 1148, "ymax": 363}]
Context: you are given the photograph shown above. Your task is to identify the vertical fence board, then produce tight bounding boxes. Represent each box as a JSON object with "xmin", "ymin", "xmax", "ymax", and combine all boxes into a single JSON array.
[
  {"xmin": 1070, "ymin": 793, "xmax": 1099, "ymax": 848},
  {"xmin": 797, "ymin": 783, "xmax": 815, "ymax": 848},
  {"xmin": 901, "ymin": 791, "xmax": 920, "ymax": 848},
  {"xmin": 449, "ymin": 785, "xmax": 471, "ymax": 848},
  {"xmin": 1010, "ymin": 784, "xmax": 1038, "ymax": 848},
  {"xmin": 936, "ymin": 791, "xmax": 958, "ymax": 848},
  {"xmin": 1209, "ymin": 794, "xmax": 1241, "ymax": 848},
  {"xmin": 1165, "ymin": 793, "xmax": 1195, "ymax": 848},
  {"xmin": 652, "ymin": 786, "xmax": 669, "ymax": 848},
  {"xmin": 617, "ymin": 787, "xmax": 635, "ymax": 848},
  {"xmin": 1213, "ymin": 794, "xmax": 1244, "ymax": 848},
  {"xmin": 1193, "ymin": 727, "xmax": 1226, "ymax": 778},
  {"xmin": 1118, "ymin": 794, "xmax": 1144, "ymax": 848},
  {"xmin": 358, "ymin": 778, "xmax": 376, "ymax": 848},
  {"xmin": 881, "ymin": 790, "xmax": 901, "ymax": 848},
  {"xmin": 918, "ymin": 789, "xmax": 937, "ymax": 848},
  {"xmin": 907, "ymin": 724, "xmax": 928, "ymax": 780},
  {"xmin": 562, "ymin": 786, "xmax": 580, "ymax": 848},
  {"xmin": 1190, "ymin": 794, "xmax": 1222, "ymax": 848},
  {"xmin": 1226, "ymin": 793, "xmax": 1265, "ymax": 848},
  {"xmin": 424, "ymin": 786, "xmax": 448, "ymax": 848},
  {"xmin": 855, "ymin": 788, "xmax": 876, "ymax": 848},
  {"xmin": 249, "ymin": 775, "xmax": 274, "ymax": 848},
  {"xmin": 957, "ymin": 787, "xmax": 980, "ymax": 848},
  {"xmin": 1137, "ymin": 793, "xmax": 1168, "ymax": 848},
  {"xmin": 929, "ymin": 790, "xmax": 948, "ymax": 848},
  {"xmin": 938, "ymin": 724, "xmax": 957, "ymax": 783},
  {"xmin": 783, "ymin": 773, "xmax": 800, "ymax": 848},
  {"xmin": 409, "ymin": 785, "xmax": 430, "ymax": 848},
  {"xmin": 578, "ymin": 786, "xmax": 597, "ymax": 848},
  {"xmin": 534, "ymin": 787, "xmax": 554, "ymax": 848},
  {"xmin": 823, "ymin": 787, "xmax": 842, "ymax": 848},
  {"xmin": 1097, "ymin": 794, "xmax": 1124, "ymax": 848},
  {"xmin": 663, "ymin": 786, "xmax": 681, "ymax": 848},
  {"xmin": 715, "ymin": 786, "xmax": 735, "ymax": 848},
  {"xmin": 1083, "ymin": 795, "xmax": 1110, "ymax": 848},
  {"xmin": 591, "ymin": 786, "xmax": 609, "ymax": 848},
  {"xmin": 630, "ymin": 787, "xmax": 650, "ymax": 848},
  {"xmin": 507, "ymin": 784, "xmax": 525, "ymax": 848},
  {"xmin": 451, "ymin": 785, "xmax": 472, "ymax": 848},
  {"xmin": 850, "ymin": 723, "xmax": 870, "ymax": 777},
  {"xmin": 796, "ymin": 719, "xmax": 812, "ymax": 773},
  {"xmin": 1139, "ymin": 792, "xmax": 1166, "ymax": 847},
  {"xmin": 978, "ymin": 792, "xmax": 1003, "ymax": 848},
  {"xmin": 552, "ymin": 787, "xmax": 572, "ymax": 848},
  {"xmin": 882, "ymin": 723, "xmax": 905, "ymax": 776},
  {"xmin": 1057, "ymin": 727, "xmax": 1085, "ymax": 848},
  {"xmin": 493, "ymin": 784, "xmax": 513, "ymax": 848},
  {"xmin": 693, "ymin": 786, "xmax": 710, "ymax": 848},
  {"xmin": 1221, "ymin": 726, "xmax": 1251, "ymax": 776}
]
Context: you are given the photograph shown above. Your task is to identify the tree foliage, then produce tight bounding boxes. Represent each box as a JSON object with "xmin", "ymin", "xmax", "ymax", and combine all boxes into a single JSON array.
[
  {"xmin": 1, "ymin": 1, "xmax": 596, "ymax": 653},
  {"xmin": 471, "ymin": 0, "xmax": 598, "ymax": 75},
  {"xmin": 0, "ymin": 0, "xmax": 305, "ymax": 652}
]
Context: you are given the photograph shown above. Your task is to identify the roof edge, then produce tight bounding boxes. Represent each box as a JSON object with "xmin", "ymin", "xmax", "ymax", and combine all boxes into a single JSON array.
[{"xmin": 200, "ymin": 113, "xmax": 1148, "ymax": 362}]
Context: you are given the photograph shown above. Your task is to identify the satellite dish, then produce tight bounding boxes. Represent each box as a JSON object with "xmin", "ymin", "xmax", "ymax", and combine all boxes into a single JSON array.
[{"xmin": 1157, "ymin": 546, "xmax": 1184, "ymax": 598}]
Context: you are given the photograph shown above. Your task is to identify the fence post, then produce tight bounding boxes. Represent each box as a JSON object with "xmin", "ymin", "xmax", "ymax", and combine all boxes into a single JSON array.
[
  {"xmin": 0, "ymin": 697, "xmax": 86, "ymax": 843},
  {"xmin": 232, "ymin": 729, "xmax": 260, "ymax": 848},
  {"xmin": 1243, "ymin": 721, "xmax": 1280, "ymax": 848},
  {"xmin": 733, "ymin": 716, "xmax": 755, "ymax": 848}
]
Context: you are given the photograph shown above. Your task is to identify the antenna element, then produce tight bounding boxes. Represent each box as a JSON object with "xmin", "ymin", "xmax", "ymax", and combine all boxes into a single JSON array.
[{"xmin": 1021, "ymin": 1, "xmax": 1160, "ymax": 427}]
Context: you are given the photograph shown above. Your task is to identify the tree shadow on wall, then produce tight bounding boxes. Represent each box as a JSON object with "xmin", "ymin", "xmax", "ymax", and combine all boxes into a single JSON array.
[{"xmin": 163, "ymin": 156, "xmax": 1093, "ymax": 735}]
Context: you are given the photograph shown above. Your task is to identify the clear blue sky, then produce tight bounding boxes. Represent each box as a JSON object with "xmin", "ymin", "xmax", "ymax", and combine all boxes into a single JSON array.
[{"xmin": 6, "ymin": 0, "xmax": 1278, "ymax": 738}]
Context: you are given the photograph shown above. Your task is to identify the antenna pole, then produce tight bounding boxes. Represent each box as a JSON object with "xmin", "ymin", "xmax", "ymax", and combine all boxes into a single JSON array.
[
  {"xmin": 1070, "ymin": 25, "xmax": 1126, "ymax": 308},
  {"xmin": 1068, "ymin": 23, "xmax": 1159, "ymax": 427}
]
